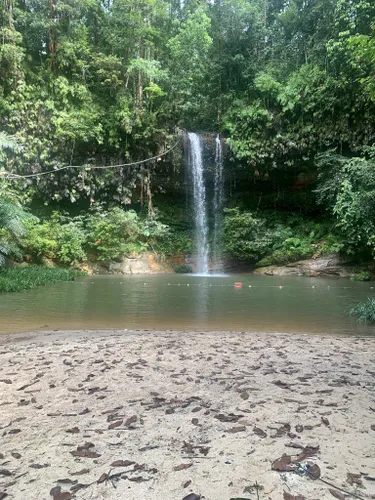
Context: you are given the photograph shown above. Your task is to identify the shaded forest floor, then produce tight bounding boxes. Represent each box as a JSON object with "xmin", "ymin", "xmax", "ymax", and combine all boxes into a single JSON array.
[{"xmin": 0, "ymin": 330, "xmax": 374, "ymax": 500}]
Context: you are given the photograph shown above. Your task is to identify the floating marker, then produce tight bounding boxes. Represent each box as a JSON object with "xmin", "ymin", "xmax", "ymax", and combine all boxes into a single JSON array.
[{"xmin": 234, "ymin": 282, "xmax": 243, "ymax": 288}]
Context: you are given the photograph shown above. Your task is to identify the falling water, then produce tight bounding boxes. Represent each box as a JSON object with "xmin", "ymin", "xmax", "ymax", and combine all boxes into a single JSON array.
[
  {"xmin": 188, "ymin": 132, "xmax": 209, "ymax": 274},
  {"xmin": 213, "ymin": 134, "xmax": 224, "ymax": 272}
]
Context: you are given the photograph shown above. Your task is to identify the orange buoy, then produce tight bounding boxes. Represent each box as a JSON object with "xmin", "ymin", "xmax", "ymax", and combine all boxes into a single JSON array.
[{"xmin": 234, "ymin": 282, "xmax": 243, "ymax": 288}]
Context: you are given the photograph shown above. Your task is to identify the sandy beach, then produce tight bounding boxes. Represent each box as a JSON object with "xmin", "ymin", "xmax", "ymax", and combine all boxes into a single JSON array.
[{"xmin": 0, "ymin": 329, "xmax": 374, "ymax": 500}]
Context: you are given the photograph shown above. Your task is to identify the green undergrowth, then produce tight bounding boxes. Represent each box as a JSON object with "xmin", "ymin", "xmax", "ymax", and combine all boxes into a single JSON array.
[
  {"xmin": 0, "ymin": 266, "xmax": 84, "ymax": 293},
  {"xmin": 350, "ymin": 298, "xmax": 375, "ymax": 324},
  {"xmin": 223, "ymin": 208, "xmax": 344, "ymax": 266}
]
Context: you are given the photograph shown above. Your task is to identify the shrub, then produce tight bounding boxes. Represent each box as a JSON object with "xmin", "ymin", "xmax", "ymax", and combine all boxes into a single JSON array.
[
  {"xmin": 223, "ymin": 208, "xmax": 291, "ymax": 260},
  {"xmin": 0, "ymin": 266, "xmax": 84, "ymax": 293},
  {"xmin": 174, "ymin": 264, "xmax": 193, "ymax": 273},
  {"xmin": 352, "ymin": 271, "xmax": 372, "ymax": 282},
  {"xmin": 23, "ymin": 218, "xmax": 59, "ymax": 261},
  {"xmin": 58, "ymin": 223, "xmax": 87, "ymax": 265},
  {"xmin": 86, "ymin": 208, "xmax": 169, "ymax": 261},
  {"xmin": 350, "ymin": 297, "xmax": 375, "ymax": 324},
  {"xmin": 0, "ymin": 198, "xmax": 34, "ymax": 266}
]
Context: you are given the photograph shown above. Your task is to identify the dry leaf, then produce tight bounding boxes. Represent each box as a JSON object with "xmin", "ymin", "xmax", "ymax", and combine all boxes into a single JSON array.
[
  {"xmin": 283, "ymin": 492, "xmax": 305, "ymax": 500},
  {"xmin": 125, "ymin": 415, "xmax": 137, "ymax": 427},
  {"xmin": 174, "ymin": 463, "xmax": 193, "ymax": 471},
  {"xmin": 328, "ymin": 489, "xmax": 346, "ymax": 500},
  {"xmin": 253, "ymin": 426, "xmax": 267, "ymax": 438},
  {"xmin": 97, "ymin": 473, "xmax": 108, "ymax": 484},
  {"xmin": 226, "ymin": 426, "xmax": 246, "ymax": 433},
  {"xmin": 272, "ymin": 455, "xmax": 295, "ymax": 472},
  {"xmin": 110, "ymin": 460, "xmax": 135, "ymax": 467},
  {"xmin": 66, "ymin": 427, "xmax": 80, "ymax": 434},
  {"xmin": 77, "ymin": 442, "xmax": 94, "ymax": 451},
  {"xmin": 69, "ymin": 469, "xmax": 90, "ymax": 476},
  {"xmin": 71, "ymin": 450, "xmax": 101, "ymax": 458},
  {"xmin": 108, "ymin": 420, "xmax": 122, "ymax": 430},
  {"xmin": 50, "ymin": 486, "xmax": 72, "ymax": 500},
  {"xmin": 306, "ymin": 463, "xmax": 321, "ymax": 480},
  {"xmin": 347, "ymin": 472, "xmax": 362, "ymax": 486}
]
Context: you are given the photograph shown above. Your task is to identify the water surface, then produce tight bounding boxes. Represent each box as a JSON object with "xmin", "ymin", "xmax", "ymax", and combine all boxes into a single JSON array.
[{"xmin": 1, "ymin": 274, "xmax": 375, "ymax": 335}]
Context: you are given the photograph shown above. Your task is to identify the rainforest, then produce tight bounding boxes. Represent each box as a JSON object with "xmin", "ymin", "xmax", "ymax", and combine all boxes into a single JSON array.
[{"xmin": 1, "ymin": 0, "xmax": 375, "ymax": 278}]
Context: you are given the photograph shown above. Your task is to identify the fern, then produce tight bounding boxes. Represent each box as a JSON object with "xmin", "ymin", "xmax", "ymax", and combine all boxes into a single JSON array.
[{"xmin": 0, "ymin": 198, "xmax": 34, "ymax": 266}]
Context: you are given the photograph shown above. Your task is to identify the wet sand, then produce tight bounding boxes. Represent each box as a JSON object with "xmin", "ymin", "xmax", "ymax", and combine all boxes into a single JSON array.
[{"xmin": 0, "ymin": 329, "xmax": 374, "ymax": 500}]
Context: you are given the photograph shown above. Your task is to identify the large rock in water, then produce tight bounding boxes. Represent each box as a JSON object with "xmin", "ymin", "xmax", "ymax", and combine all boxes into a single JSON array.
[{"xmin": 253, "ymin": 254, "xmax": 357, "ymax": 278}]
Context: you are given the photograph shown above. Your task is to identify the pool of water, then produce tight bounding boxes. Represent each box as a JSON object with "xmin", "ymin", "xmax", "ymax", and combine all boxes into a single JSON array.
[{"xmin": 1, "ymin": 274, "xmax": 375, "ymax": 335}]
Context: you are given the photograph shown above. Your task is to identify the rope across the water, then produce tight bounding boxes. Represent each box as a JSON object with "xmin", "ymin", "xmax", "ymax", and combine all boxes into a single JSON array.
[{"xmin": 0, "ymin": 137, "xmax": 183, "ymax": 180}]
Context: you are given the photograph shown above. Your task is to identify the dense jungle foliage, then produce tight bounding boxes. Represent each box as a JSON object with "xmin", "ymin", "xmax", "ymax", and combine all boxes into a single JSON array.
[{"xmin": 1, "ymin": 0, "xmax": 375, "ymax": 270}]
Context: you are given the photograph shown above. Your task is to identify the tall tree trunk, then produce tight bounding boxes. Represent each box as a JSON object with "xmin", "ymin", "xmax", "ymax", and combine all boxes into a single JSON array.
[
  {"xmin": 146, "ymin": 167, "xmax": 154, "ymax": 216},
  {"xmin": 4, "ymin": 0, "xmax": 14, "ymax": 29},
  {"xmin": 49, "ymin": 0, "xmax": 56, "ymax": 71}
]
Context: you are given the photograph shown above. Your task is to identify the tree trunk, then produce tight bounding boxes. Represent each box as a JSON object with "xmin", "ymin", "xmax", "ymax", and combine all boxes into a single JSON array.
[{"xmin": 146, "ymin": 167, "xmax": 154, "ymax": 216}]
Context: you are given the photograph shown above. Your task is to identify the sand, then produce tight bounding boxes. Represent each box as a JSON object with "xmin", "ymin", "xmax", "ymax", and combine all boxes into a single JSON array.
[{"xmin": 0, "ymin": 329, "xmax": 374, "ymax": 500}]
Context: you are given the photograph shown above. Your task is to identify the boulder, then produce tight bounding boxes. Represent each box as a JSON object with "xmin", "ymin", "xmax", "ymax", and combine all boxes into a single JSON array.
[{"xmin": 253, "ymin": 254, "xmax": 357, "ymax": 278}]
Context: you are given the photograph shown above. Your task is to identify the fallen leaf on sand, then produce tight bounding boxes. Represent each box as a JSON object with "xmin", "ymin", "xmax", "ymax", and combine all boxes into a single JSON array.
[
  {"xmin": 329, "ymin": 489, "xmax": 346, "ymax": 500},
  {"xmin": 77, "ymin": 442, "xmax": 94, "ymax": 451},
  {"xmin": 272, "ymin": 423, "xmax": 291, "ymax": 437},
  {"xmin": 108, "ymin": 420, "xmax": 122, "ymax": 430},
  {"xmin": 125, "ymin": 415, "xmax": 137, "ymax": 427},
  {"xmin": 174, "ymin": 463, "xmax": 193, "ymax": 471},
  {"xmin": 226, "ymin": 426, "xmax": 246, "ymax": 433},
  {"xmin": 71, "ymin": 483, "xmax": 90, "ymax": 493},
  {"xmin": 69, "ymin": 469, "xmax": 90, "ymax": 476},
  {"xmin": 0, "ymin": 492, "xmax": 7, "ymax": 500},
  {"xmin": 347, "ymin": 472, "xmax": 362, "ymax": 486},
  {"xmin": 183, "ymin": 494, "xmax": 200, "ymax": 500},
  {"xmin": 71, "ymin": 450, "xmax": 101, "ymax": 458},
  {"xmin": 306, "ymin": 463, "xmax": 321, "ymax": 480},
  {"xmin": 271, "ymin": 455, "xmax": 295, "ymax": 472},
  {"xmin": 253, "ymin": 426, "xmax": 267, "ymax": 438},
  {"xmin": 50, "ymin": 485, "xmax": 72, "ymax": 500},
  {"xmin": 215, "ymin": 413, "xmax": 242, "ymax": 423},
  {"xmin": 283, "ymin": 492, "xmax": 305, "ymax": 500},
  {"xmin": 0, "ymin": 470, "xmax": 12, "ymax": 477},
  {"xmin": 110, "ymin": 460, "xmax": 135, "ymax": 467},
  {"xmin": 273, "ymin": 380, "xmax": 292, "ymax": 390},
  {"xmin": 102, "ymin": 406, "xmax": 124, "ymax": 415},
  {"xmin": 57, "ymin": 479, "xmax": 77, "ymax": 485},
  {"xmin": 97, "ymin": 473, "xmax": 108, "ymax": 484},
  {"xmin": 66, "ymin": 427, "xmax": 80, "ymax": 434}
]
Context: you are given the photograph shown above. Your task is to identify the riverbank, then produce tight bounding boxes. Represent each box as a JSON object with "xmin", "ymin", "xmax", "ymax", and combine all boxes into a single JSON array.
[
  {"xmin": 0, "ymin": 267, "xmax": 84, "ymax": 293},
  {"xmin": 0, "ymin": 330, "xmax": 374, "ymax": 500}
]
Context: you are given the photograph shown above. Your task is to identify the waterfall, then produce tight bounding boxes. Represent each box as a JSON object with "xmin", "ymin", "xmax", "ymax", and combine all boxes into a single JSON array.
[
  {"xmin": 188, "ymin": 132, "xmax": 209, "ymax": 274},
  {"xmin": 213, "ymin": 134, "xmax": 224, "ymax": 272}
]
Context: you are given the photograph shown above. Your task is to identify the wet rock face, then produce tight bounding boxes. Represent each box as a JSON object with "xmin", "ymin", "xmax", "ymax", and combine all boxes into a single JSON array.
[
  {"xmin": 89, "ymin": 253, "xmax": 173, "ymax": 275},
  {"xmin": 254, "ymin": 254, "xmax": 357, "ymax": 278}
]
